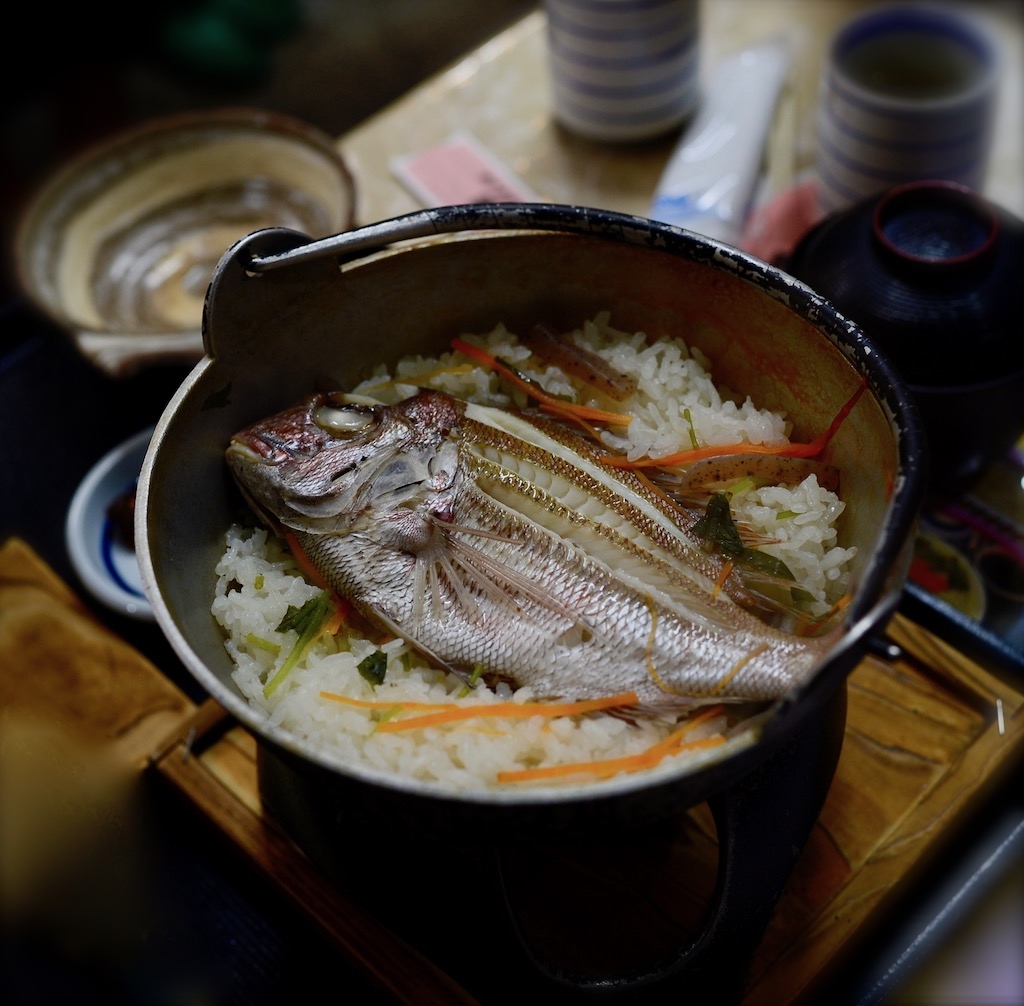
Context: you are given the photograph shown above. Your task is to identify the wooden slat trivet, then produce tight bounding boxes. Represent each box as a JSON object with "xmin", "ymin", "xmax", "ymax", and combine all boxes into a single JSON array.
[
  {"xmin": 155, "ymin": 710, "xmax": 480, "ymax": 1005},
  {"xmin": 744, "ymin": 613, "xmax": 1023, "ymax": 1003},
  {"xmin": 0, "ymin": 538, "xmax": 478, "ymax": 1006},
  {"xmin": 155, "ymin": 613, "xmax": 1024, "ymax": 1005},
  {"xmin": 4, "ymin": 537, "xmax": 1021, "ymax": 1003}
]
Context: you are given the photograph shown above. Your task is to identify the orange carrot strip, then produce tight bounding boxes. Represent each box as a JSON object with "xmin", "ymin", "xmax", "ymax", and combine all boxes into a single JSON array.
[
  {"xmin": 713, "ymin": 560, "xmax": 734, "ymax": 598},
  {"xmin": 319, "ymin": 692, "xmax": 460, "ymax": 712},
  {"xmin": 600, "ymin": 378, "xmax": 868, "ymax": 469},
  {"xmin": 319, "ymin": 690, "xmax": 639, "ymax": 724},
  {"xmin": 322, "ymin": 595, "xmax": 351, "ymax": 637},
  {"xmin": 497, "ymin": 734, "xmax": 726, "ymax": 784},
  {"xmin": 675, "ymin": 702, "xmax": 727, "ymax": 735},
  {"xmin": 450, "ymin": 338, "xmax": 631, "ymax": 426},
  {"xmin": 639, "ymin": 710, "xmax": 725, "ymax": 759},
  {"xmin": 284, "ymin": 531, "xmax": 331, "ymax": 590},
  {"xmin": 793, "ymin": 378, "xmax": 869, "ymax": 457},
  {"xmin": 375, "ymin": 691, "xmax": 639, "ymax": 733}
]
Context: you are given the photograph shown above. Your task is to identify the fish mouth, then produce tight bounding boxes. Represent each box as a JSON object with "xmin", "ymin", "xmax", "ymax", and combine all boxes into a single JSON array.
[
  {"xmin": 225, "ymin": 437, "xmax": 258, "ymax": 466},
  {"xmin": 224, "ymin": 440, "xmax": 289, "ymax": 533},
  {"xmin": 227, "ymin": 430, "xmax": 299, "ymax": 464}
]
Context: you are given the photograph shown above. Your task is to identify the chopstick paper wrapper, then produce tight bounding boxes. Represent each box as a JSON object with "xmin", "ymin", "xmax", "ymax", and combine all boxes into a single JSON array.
[{"xmin": 391, "ymin": 131, "xmax": 537, "ymax": 207}]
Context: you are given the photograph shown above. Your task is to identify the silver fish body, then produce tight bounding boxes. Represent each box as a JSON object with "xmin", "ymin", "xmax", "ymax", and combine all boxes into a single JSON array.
[{"xmin": 226, "ymin": 389, "xmax": 835, "ymax": 706}]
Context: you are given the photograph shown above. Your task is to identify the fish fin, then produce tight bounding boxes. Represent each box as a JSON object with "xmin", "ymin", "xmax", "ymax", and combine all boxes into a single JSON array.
[
  {"xmin": 607, "ymin": 694, "xmax": 756, "ymax": 726},
  {"xmin": 411, "ymin": 552, "xmax": 454, "ymax": 634},
  {"xmin": 436, "ymin": 550, "xmax": 484, "ymax": 622},
  {"xmin": 444, "ymin": 533, "xmax": 605, "ymax": 640},
  {"xmin": 435, "ymin": 519, "xmax": 517, "ymax": 545},
  {"xmin": 357, "ymin": 600, "xmax": 472, "ymax": 685},
  {"xmin": 412, "ymin": 554, "xmax": 426, "ymax": 630}
]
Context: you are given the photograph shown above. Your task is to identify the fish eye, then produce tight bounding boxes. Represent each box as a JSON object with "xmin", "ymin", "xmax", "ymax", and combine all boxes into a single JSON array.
[{"xmin": 314, "ymin": 404, "xmax": 377, "ymax": 437}]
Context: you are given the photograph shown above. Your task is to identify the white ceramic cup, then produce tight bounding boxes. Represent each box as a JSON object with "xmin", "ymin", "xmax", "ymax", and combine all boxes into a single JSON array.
[
  {"xmin": 815, "ymin": 3, "xmax": 1000, "ymax": 214},
  {"xmin": 543, "ymin": 0, "xmax": 700, "ymax": 143}
]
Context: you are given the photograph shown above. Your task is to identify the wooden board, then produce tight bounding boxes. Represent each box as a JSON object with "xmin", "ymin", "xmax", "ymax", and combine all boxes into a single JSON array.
[
  {"xmin": 3, "ymin": 537, "xmax": 1022, "ymax": 1004},
  {"xmin": 152, "ymin": 618, "xmax": 1024, "ymax": 1005}
]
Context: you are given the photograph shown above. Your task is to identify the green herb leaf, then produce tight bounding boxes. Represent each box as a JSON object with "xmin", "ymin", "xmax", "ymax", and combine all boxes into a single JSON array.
[
  {"xmin": 725, "ymin": 475, "xmax": 759, "ymax": 497},
  {"xmin": 264, "ymin": 592, "xmax": 332, "ymax": 698},
  {"xmin": 737, "ymin": 547, "xmax": 795, "ymax": 581},
  {"xmin": 692, "ymin": 492, "xmax": 745, "ymax": 557},
  {"xmin": 457, "ymin": 662, "xmax": 486, "ymax": 698},
  {"xmin": 357, "ymin": 650, "xmax": 388, "ymax": 686},
  {"xmin": 683, "ymin": 407, "xmax": 699, "ymax": 451},
  {"xmin": 246, "ymin": 633, "xmax": 281, "ymax": 655},
  {"xmin": 693, "ymin": 492, "xmax": 796, "ymax": 582},
  {"xmin": 276, "ymin": 594, "xmax": 329, "ymax": 635}
]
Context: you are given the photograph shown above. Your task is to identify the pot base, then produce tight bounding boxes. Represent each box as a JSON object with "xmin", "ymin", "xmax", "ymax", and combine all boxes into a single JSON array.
[{"xmin": 257, "ymin": 685, "xmax": 847, "ymax": 1001}]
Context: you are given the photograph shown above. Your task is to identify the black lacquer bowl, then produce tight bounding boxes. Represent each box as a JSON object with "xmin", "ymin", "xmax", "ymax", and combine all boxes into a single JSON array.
[{"xmin": 787, "ymin": 180, "xmax": 1024, "ymax": 496}]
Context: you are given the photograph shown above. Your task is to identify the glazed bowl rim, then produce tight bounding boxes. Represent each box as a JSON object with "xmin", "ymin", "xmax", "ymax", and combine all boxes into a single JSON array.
[{"xmin": 14, "ymin": 106, "xmax": 357, "ymax": 336}]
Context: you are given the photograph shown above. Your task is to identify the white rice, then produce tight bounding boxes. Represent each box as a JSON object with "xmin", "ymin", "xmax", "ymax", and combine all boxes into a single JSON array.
[
  {"xmin": 213, "ymin": 524, "xmax": 734, "ymax": 792},
  {"xmin": 213, "ymin": 314, "xmax": 855, "ymax": 792}
]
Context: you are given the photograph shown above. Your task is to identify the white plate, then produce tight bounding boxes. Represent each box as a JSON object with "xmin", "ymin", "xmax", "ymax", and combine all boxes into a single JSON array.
[{"xmin": 65, "ymin": 427, "xmax": 155, "ymax": 620}]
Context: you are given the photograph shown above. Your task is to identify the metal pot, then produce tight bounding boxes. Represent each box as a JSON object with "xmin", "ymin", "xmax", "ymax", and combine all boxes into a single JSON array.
[{"xmin": 136, "ymin": 204, "xmax": 925, "ymax": 999}]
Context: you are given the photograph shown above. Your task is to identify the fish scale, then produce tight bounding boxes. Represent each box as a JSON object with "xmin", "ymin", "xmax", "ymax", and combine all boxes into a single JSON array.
[{"xmin": 226, "ymin": 389, "xmax": 836, "ymax": 707}]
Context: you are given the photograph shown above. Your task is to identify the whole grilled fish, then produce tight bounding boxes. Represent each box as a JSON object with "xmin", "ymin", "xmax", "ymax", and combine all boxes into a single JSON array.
[{"xmin": 226, "ymin": 389, "xmax": 838, "ymax": 707}]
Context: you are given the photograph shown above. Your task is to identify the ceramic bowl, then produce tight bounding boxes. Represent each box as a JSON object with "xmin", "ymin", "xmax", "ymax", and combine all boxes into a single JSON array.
[
  {"xmin": 815, "ymin": 2, "xmax": 999, "ymax": 213},
  {"xmin": 15, "ymin": 108, "xmax": 356, "ymax": 376}
]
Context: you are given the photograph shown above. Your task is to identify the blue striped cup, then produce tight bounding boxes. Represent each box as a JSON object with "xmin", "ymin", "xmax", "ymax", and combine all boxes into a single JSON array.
[
  {"xmin": 544, "ymin": 0, "xmax": 701, "ymax": 142},
  {"xmin": 815, "ymin": 3, "xmax": 1000, "ymax": 214}
]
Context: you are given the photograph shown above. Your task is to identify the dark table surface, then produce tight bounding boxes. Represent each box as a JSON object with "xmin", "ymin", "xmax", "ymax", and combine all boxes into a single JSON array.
[
  {"xmin": 2, "ymin": 298, "xmax": 1022, "ymax": 1006},
  {"xmin": 0, "ymin": 300, "xmax": 400, "ymax": 1005}
]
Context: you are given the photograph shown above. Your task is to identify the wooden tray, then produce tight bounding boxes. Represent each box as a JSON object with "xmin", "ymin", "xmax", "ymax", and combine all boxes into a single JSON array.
[
  {"xmin": 3, "ymin": 538, "xmax": 1022, "ymax": 1004},
  {"xmin": 152, "ymin": 621, "xmax": 1024, "ymax": 1004}
]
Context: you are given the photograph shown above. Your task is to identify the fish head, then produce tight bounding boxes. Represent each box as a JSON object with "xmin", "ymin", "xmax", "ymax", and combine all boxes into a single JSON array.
[{"xmin": 226, "ymin": 390, "xmax": 465, "ymax": 535}]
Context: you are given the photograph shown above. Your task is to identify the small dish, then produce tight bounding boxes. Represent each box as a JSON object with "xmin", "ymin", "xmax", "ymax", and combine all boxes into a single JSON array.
[
  {"xmin": 909, "ymin": 533, "xmax": 986, "ymax": 621},
  {"xmin": 15, "ymin": 108, "xmax": 356, "ymax": 376},
  {"xmin": 65, "ymin": 427, "xmax": 155, "ymax": 620}
]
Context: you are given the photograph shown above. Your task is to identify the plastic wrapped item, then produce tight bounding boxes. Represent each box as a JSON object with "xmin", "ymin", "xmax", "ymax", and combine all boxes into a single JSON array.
[{"xmin": 649, "ymin": 38, "xmax": 790, "ymax": 246}]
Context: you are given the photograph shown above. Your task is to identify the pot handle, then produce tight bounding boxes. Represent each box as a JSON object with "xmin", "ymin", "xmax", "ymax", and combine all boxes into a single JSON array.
[
  {"xmin": 241, "ymin": 203, "xmax": 711, "ymax": 275},
  {"xmin": 495, "ymin": 684, "xmax": 848, "ymax": 1002},
  {"xmin": 205, "ymin": 205, "xmax": 684, "ymax": 369}
]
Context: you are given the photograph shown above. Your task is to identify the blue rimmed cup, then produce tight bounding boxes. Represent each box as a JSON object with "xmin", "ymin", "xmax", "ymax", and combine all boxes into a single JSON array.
[
  {"xmin": 543, "ymin": 0, "xmax": 700, "ymax": 143},
  {"xmin": 815, "ymin": 3, "xmax": 1000, "ymax": 214}
]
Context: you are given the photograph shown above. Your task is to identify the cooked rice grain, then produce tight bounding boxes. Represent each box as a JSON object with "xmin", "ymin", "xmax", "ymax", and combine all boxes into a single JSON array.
[{"xmin": 215, "ymin": 315, "xmax": 854, "ymax": 792}]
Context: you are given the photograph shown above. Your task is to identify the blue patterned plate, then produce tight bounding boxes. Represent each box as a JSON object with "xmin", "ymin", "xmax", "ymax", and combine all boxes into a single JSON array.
[{"xmin": 65, "ymin": 427, "xmax": 155, "ymax": 620}]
